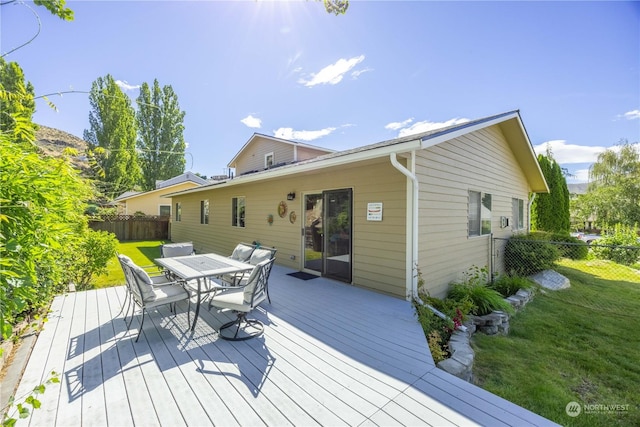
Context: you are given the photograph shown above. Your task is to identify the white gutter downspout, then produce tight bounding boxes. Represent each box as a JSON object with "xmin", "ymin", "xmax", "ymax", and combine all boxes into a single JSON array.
[
  {"xmin": 528, "ymin": 193, "xmax": 536, "ymax": 232},
  {"xmin": 390, "ymin": 152, "xmax": 467, "ymax": 331},
  {"xmin": 389, "ymin": 152, "xmax": 419, "ymax": 301}
]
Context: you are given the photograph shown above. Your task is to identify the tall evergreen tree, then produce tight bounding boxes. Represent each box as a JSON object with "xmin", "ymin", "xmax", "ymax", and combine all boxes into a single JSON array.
[
  {"xmin": 136, "ymin": 79, "xmax": 186, "ymax": 190},
  {"xmin": 84, "ymin": 74, "xmax": 140, "ymax": 199},
  {"xmin": 532, "ymin": 152, "xmax": 570, "ymax": 232},
  {"xmin": 0, "ymin": 58, "xmax": 38, "ymax": 144}
]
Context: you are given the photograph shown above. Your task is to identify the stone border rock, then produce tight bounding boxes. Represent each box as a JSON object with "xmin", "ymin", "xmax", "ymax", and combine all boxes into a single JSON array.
[{"xmin": 437, "ymin": 287, "xmax": 536, "ymax": 382}]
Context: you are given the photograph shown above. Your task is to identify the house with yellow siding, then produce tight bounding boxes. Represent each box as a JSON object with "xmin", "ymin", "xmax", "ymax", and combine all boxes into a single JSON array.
[
  {"xmin": 114, "ymin": 171, "xmax": 208, "ymax": 216},
  {"xmin": 167, "ymin": 111, "xmax": 548, "ymax": 299}
]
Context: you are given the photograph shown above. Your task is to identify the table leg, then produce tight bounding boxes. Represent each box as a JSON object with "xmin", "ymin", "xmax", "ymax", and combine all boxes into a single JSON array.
[{"xmin": 191, "ymin": 278, "xmax": 201, "ymax": 331}]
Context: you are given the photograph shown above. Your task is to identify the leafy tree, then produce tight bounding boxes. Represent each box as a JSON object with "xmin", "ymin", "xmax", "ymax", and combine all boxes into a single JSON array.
[
  {"xmin": 531, "ymin": 152, "xmax": 570, "ymax": 232},
  {"xmin": 33, "ymin": 0, "xmax": 74, "ymax": 20},
  {"xmin": 136, "ymin": 79, "xmax": 186, "ymax": 190},
  {"xmin": 0, "ymin": 58, "xmax": 38, "ymax": 144},
  {"xmin": 581, "ymin": 141, "xmax": 640, "ymax": 227},
  {"xmin": 84, "ymin": 74, "xmax": 140, "ymax": 199},
  {"xmin": 322, "ymin": 0, "xmax": 349, "ymax": 15}
]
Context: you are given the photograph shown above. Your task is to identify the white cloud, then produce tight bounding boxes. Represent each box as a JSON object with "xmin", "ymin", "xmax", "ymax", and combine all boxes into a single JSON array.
[
  {"xmin": 397, "ymin": 117, "xmax": 470, "ymax": 138},
  {"xmin": 533, "ymin": 140, "xmax": 607, "ymax": 164},
  {"xmin": 385, "ymin": 118, "xmax": 414, "ymax": 131},
  {"xmin": 565, "ymin": 168, "xmax": 591, "ymax": 183},
  {"xmin": 623, "ymin": 109, "xmax": 640, "ymax": 120},
  {"xmin": 298, "ymin": 55, "xmax": 365, "ymax": 87},
  {"xmin": 273, "ymin": 127, "xmax": 337, "ymax": 141},
  {"xmin": 115, "ymin": 80, "xmax": 140, "ymax": 91},
  {"xmin": 240, "ymin": 115, "xmax": 262, "ymax": 128},
  {"xmin": 351, "ymin": 67, "xmax": 373, "ymax": 79}
]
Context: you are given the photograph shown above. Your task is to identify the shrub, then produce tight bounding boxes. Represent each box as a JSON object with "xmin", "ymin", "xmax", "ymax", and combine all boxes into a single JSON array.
[
  {"xmin": 489, "ymin": 275, "xmax": 535, "ymax": 298},
  {"xmin": 62, "ymin": 230, "xmax": 119, "ymax": 290},
  {"xmin": 504, "ymin": 234, "xmax": 559, "ymax": 276},
  {"xmin": 448, "ymin": 283, "xmax": 514, "ymax": 316},
  {"xmin": 591, "ymin": 223, "xmax": 640, "ymax": 266},
  {"xmin": 547, "ymin": 232, "xmax": 589, "ymax": 260},
  {"xmin": 427, "ymin": 330, "xmax": 448, "ymax": 364}
]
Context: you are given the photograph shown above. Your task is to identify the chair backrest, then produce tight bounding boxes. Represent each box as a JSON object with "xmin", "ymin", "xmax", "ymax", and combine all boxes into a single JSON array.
[
  {"xmin": 243, "ymin": 259, "xmax": 275, "ymax": 308},
  {"xmin": 161, "ymin": 242, "xmax": 194, "ymax": 258},
  {"xmin": 119, "ymin": 257, "xmax": 156, "ymax": 303},
  {"xmin": 229, "ymin": 243, "xmax": 255, "ymax": 262}
]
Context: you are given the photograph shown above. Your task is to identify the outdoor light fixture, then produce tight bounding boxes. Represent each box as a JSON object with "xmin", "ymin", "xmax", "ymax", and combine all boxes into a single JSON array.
[{"xmin": 287, "ymin": 192, "xmax": 296, "ymax": 201}]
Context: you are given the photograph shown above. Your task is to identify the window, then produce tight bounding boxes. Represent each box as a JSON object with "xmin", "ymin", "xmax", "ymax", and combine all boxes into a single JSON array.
[
  {"xmin": 175, "ymin": 202, "xmax": 181, "ymax": 222},
  {"xmin": 468, "ymin": 191, "xmax": 492, "ymax": 236},
  {"xmin": 265, "ymin": 152, "xmax": 274, "ymax": 169},
  {"xmin": 200, "ymin": 200, "xmax": 209, "ymax": 224},
  {"xmin": 159, "ymin": 205, "xmax": 171, "ymax": 217},
  {"xmin": 512, "ymin": 198, "xmax": 524, "ymax": 230},
  {"xmin": 232, "ymin": 197, "xmax": 245, "ymax": 227}
]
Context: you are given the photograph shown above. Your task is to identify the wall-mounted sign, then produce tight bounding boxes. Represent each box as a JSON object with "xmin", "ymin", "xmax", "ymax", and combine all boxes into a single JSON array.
[{"xmin": 367, "ymin": 202, "xmax": 383, "ymax": 221}]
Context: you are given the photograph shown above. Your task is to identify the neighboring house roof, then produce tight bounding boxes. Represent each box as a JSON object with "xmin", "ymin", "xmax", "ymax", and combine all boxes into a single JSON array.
[
  {"xmin": 155, "ymin": 171, "xmax": 208, "ymax": 189},
  {"xmin": 167, "ymin": 110, "xmax": 549, "ymax": 197},
  {"xmin": 115, "ymin": 171, "xmax": 208, "ymax": 202},
  {"xmin": 226, "ymin": 133, "xmax": 335, "ymax": 169}
]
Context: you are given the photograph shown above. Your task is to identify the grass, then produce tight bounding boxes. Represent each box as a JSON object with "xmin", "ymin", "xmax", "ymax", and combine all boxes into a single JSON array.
[
  {"xmin": 472, "ymin": 259, "xmax": 640, "ymax": 426},
  {"xmin": 93, "ymin": 240, "xmax": 168, "ymax": 288}
]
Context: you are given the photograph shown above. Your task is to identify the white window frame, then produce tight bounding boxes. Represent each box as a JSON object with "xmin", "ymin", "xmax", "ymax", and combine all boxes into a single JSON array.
[
  {"xmin": 232, "ymin": 196, "xmax": 245, "ymax": 228},
  {"xmin": 265, "ymin": 152, "xmax": 274, "ymax": 169},
  {"xmin": 512, "ymin": 198, "xmax": 524, "ymax": 230},
  {"xmin": 469, "ymin": 190, "xmax": 492, "ymax": 237},
  {"xmin": 159, "ymin": 204, "xmax": 171, "ymax": 217},
  {"xmin": 200, "ymin": 199, "xmax": 209, "ymax": 225}
]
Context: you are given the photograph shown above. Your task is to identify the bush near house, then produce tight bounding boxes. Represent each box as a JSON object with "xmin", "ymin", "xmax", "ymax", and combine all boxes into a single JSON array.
[{"xmin": 504, "ymin": 233, "xmax": 560, "ymax": 276}]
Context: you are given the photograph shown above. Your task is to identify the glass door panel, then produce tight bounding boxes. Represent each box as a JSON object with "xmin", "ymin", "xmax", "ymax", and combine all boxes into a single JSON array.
[
  {"xmin": 323, "ymin": 189, "xmax": 352, "ymax": 282},
  {"xmin": 303, "ymin": 193, "xmax": 323, "ymax": 273}
]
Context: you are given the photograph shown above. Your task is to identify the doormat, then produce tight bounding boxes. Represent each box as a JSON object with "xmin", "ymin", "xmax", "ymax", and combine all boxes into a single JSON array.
[{"xmin": 287, "ymin": 272, "xmax": 318, "ymax": 281}]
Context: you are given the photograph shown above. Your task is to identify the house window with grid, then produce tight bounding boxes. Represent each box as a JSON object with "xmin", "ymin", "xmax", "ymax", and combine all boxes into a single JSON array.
[
  {"xmin": 159, "ymin": 205, "xmax": 171, "ymax": 217},
  {"xmin": 175, "ymin": 202, "xmax": 181, "ymax": 222},
  {"xmin": 468, "ymin": 190, "xmax": 492, "ymax": 236},
  {"xmin": 200, "ymin": 200, "xmax": 209, "ymax": 224},
  {"xmin": 512, "ymin": 198, "xmax": 524, "ymax": 230},
  {"xmin": 265, "ymin": 152, "xmax": 274, "ymax": 169},
  {"xmin": 232, "ymin": 197, "xmax": 245, "ymax": 227}
]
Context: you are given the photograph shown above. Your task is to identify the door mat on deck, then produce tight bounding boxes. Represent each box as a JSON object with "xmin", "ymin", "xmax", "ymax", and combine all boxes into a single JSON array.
[{"xmin": 287, "ymin": 272, "xmax": 318, "ymax": 280}]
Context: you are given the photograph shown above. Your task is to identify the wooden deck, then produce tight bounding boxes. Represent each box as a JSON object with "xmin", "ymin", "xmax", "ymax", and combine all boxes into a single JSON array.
[{"xmin": 14, "ymin": 265, "xmax": 558, "ymax": 426}]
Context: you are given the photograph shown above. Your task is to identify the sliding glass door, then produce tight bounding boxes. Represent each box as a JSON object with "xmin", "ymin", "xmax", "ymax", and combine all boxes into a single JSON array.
[{"xmin": 303, "ymin": 189, "xmax": 352, "ymax": 282}]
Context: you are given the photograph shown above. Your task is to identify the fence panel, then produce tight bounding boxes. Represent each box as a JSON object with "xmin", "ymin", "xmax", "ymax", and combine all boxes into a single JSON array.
[
  {"xmin": 89, "ymin": 215, "xmax": 169, "ymax": 241},
  {"xmin": 492, "ymin": 237, "xmax": 640, "ymax": 283}
]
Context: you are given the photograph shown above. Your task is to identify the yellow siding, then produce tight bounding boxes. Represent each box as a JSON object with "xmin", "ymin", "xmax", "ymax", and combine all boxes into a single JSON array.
[
  {"xmin": 235, "ymin": 137, "xmax": 296, "ymax": 175},
  {"xmin": 171, "ymin": 158, "xmax": 408, "ymax": 297},
  {"xmin": 416, "ymin": 125, "xmax": 532, "ymax": 298},
  {"xmin": 124, "ymin": 182, "xmax": 200, "ymax": 216},
  {"xmin": 296, "ymin": 146, "xmax": 332, "ymax": 161}
]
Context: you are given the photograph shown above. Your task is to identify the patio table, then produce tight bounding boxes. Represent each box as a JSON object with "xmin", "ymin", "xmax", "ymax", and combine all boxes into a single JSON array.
[{"xmin": 155, "ymin": 253, "xmax": 254, "ymax": 331}]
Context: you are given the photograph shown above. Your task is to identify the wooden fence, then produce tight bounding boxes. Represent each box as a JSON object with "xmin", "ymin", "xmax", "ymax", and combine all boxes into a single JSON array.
[{"xmin": 89, "ymin": 215, "xmax": 169, "ymax": 241}]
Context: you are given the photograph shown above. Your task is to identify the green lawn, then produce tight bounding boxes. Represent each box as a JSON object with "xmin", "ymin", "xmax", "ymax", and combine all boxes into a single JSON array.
[
  {"xmin": 472, "ymin": 259, "xmax": 640, "ymax": 426},
  {"xmin": 94, "ymin": 240, "xmax": 168, "ymax": 288}
]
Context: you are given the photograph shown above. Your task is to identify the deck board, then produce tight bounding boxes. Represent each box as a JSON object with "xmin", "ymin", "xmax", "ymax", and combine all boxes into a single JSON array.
[{"xmin": 12, "ymin": 265, "xmax": 559, "ymax": 427}]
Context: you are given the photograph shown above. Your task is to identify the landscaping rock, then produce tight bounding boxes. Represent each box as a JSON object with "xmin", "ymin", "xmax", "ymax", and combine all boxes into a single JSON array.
[
  {"xmin": 530, "ymin": 270, "xmax": 570, "ymax": 290},
  {"xmin": 438, "ymin": 357, "xmax": 473, "ymax": 382}
]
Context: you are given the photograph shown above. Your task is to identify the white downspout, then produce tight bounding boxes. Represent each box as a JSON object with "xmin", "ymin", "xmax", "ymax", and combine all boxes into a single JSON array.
[
  {"xmin": 528, "ymin": 193, "xmax": 536, "ymax": 232},
  {"xmin": 389, "ymin": 152, "xmax": 419, "ymax": 301},
  {"xmin": 390, "ymin": 152, "xmax": 466, "ymax": 330}
]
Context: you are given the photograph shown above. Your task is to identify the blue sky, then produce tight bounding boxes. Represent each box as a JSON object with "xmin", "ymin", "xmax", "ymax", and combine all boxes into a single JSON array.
[{"xmin": 2, "ymin": 1, "xmax": 639, "ymax": 183}]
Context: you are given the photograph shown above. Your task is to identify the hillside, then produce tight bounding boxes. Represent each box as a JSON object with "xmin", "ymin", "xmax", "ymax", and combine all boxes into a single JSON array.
[{"xmin": 35, "ymin": 125, "xmax": 91, "ymax": 175}]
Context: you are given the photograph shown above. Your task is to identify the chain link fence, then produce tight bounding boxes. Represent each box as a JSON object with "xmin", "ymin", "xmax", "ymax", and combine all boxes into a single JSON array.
[
  {"xmin": 491, "ymin": 236, "xmax": 640, "ymax": 317},
  {"xmin": 492, "ymin": 237, "xmax": 640, "ymax": 281}
]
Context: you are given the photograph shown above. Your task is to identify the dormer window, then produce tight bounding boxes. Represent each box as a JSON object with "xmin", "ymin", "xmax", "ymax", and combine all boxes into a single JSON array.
[{"xmin": 265, "ymin": 152, "xmax": 274, "ymax": 169}]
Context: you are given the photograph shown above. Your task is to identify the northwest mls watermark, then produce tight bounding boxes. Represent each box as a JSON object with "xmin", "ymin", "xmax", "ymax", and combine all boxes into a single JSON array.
[{"xmin": 566, "ymin": 401, "xmax": 630, "ymax": 417}]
